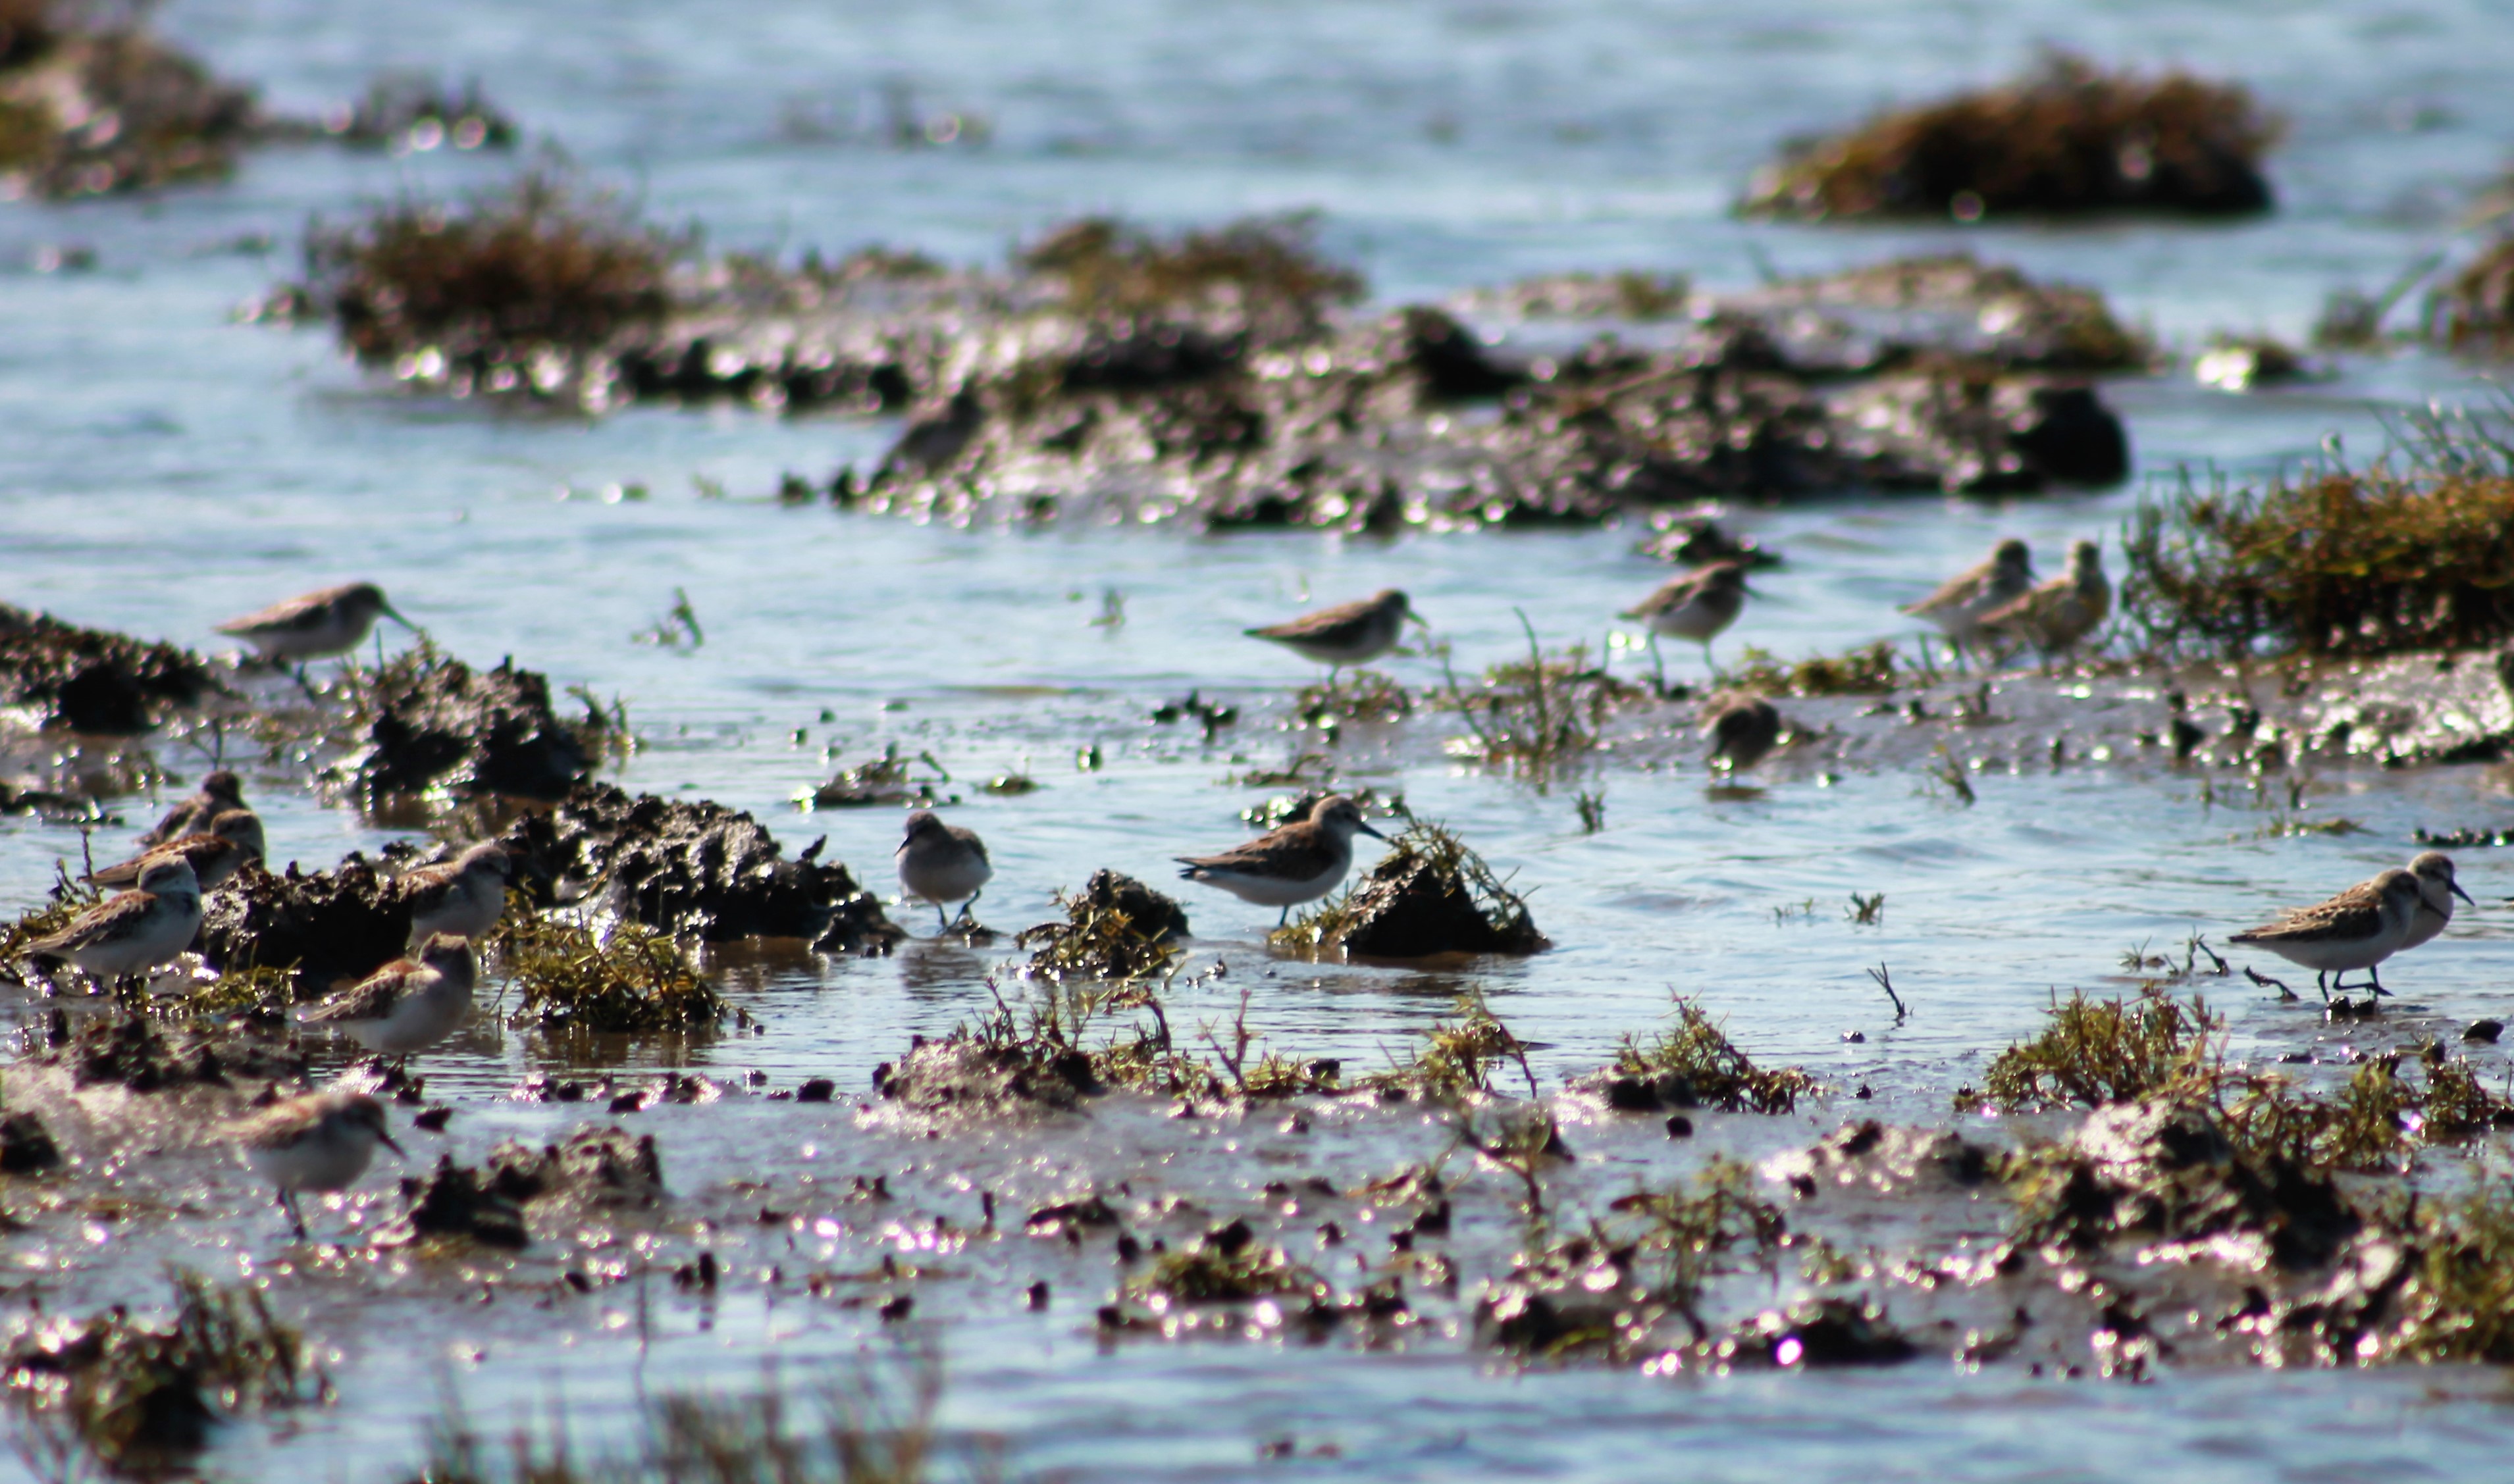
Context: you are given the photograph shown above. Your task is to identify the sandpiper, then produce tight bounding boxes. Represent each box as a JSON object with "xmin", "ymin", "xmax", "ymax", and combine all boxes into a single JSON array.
[
  {"xmin": 140, "ymin": 769, "xmax": 246, "ymax": 846},
  {"xmin": 1901, "ymin": 538, "xmax": 2035, "ymax": 658},
  {"xmin": 400, "ymin": 842, "xmax": 514, "ymax": 944},
  {"xmin": 897, "ymin": 810, "xmax": 993, "ymax": 931},
  {"xmin": 229, "ymin": 1088, "xmax": 402, "ymax": 1239},
  {"xmin": 2231, "ymin": 867, "xmax": 2425, "ymax": 1002},
  {"xmin": 297, "ymin": 934, "xmax": 477, "ymax": 1058},
  {"xmin": 26, "ymin": 858, "xmax": 202, "ymax": 988},
  {"xmin": 1246, "ymin": 590, "xmax": 1422, "ymax": 680},
  {"xmin": 2398, "ymin": 850, "xmax": 2475, "ymax": 954},
  {"xmin": 1979, "ymin": 540, "xmax": 2110, "ymax": 665},
  {"xmin": 89, "ymin": 809, "xmax": 265, "ymax": 892},
  {"xmin": 1703, "ymin": 694, "xmax": 1783, "ymax": 774},
  {"xmin": 1177, "ymin": 794, "xmax": 1386, "ymax": 926},
  {"xmin": 1623, "ymin": 561, "xmax": 1750, "ymax": 669},
  {"xmin": 216, "ymin": 582, "xmax": 412, "ymax": 663}
]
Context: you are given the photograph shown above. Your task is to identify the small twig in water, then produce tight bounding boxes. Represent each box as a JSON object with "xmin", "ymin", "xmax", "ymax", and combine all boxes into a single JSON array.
[{"xmin": 1867, "ymin": 963, "xmax": 1908, "ymax": 1023}]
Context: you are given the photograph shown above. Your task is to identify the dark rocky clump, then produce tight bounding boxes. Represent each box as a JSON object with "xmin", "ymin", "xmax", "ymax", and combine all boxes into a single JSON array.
[
  {"xmin": 319, "ymin": 72, "xmax": 517, "ymax": 152},
  {"xmin": 480, "ymin": 1124, "xmax": 666, "ymax": 1211},
  {"xmin": 874, "ymin": 1033, "xmax": 1101, "ymax": 1118},
  {"xmin": 0, "ymin": 1108, "xmax": 62, "ymax": 1171},
  {"xmin": 0, "ymin": 0, "xmax": 262, "ymax": 200},
  {"xmin": 1017, "ymin": 870, "xmax": 1190, "ymax": 981},
  {"xmin": 1282, "ymin": 816, "xmax": 1545, "ymax": 960},
  {"xmin": 1723, "ymin": 1298, "xmax": 1918, "ymax": 1367},
  {"xmin": 340, "ymin": 645, "xmax": 604, "ymax": 806},
  {"xmin": 20, "ymin": 1011, "xmax": 305, "ymax": 1093},
  {"xmin": 2016, "ymin": 1096, "xmax": 2357, "ymax": 1271},
  {"xmin": 1742, "ymin": 53, "xmax": 2278, "ymax": 221},
  {"xmin": 496, "ymin": 781, "xmax": 901, "ymax": 951},
  {"xmin": 376, "ymin": 1154, "xmax": 529, "ymax": 1248},
  {"xmin": 0, "ymin": 603, "xmax": 215, "ymax": 734},
  {"xmin": 197, "ymin": 854, "xmax": 411, "ymax": 995}
]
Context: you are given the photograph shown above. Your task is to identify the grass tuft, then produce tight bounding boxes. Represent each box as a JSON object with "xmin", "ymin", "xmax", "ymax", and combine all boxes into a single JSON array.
[
  {"xmin": 1435, "ymin": 615, "xmax": 1646, "ymax": 782},
  {"xmin": 1611, "ymin": 997, "xmax": 1818, "ymax": 1114},
  {"xmin": 490, "ymin": 909, "xmax": 727, "ymax": 1036},
  {"xmin": 1972, "ymin": 987, "xmax": 2221, "ymax": 1112},
  {"xmin": 1725, "ymin": 640, "xmax": 1900, "ymax": 697},
  {"xmin": 1018, "ymin": 213, "xmax": 1363, "ymax": 343}
]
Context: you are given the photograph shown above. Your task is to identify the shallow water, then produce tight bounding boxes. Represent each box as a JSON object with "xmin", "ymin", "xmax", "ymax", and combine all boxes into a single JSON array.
[{"xmin": 7, "ymin": 0, "xmax": 2514, "ymax": 1477}]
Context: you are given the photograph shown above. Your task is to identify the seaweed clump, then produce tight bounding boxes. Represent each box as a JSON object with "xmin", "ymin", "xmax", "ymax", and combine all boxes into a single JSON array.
[
  {"xmin": 1590, "ymin": 997, "xmax": 1818, "ymax": 1115},
  {"xmin": 0, "ymin": 0, "xmax": 261, "ymax": 200},
  {"xmin": 1742, "ymin": 53, "xmax": 2278, "ymax": 221},
  {"xmin": 1, "ymin": 1270, "xmax": 327, "ymax": 1475},
  {"xmin": 338, "ymin": 642, "xmax": 608, "ymax": 807},
  {"xmin": 1274, "ymin": 810, "xmax": 1546, "ymax": 960},
  {"xmin": 1725, "ymin": 640, "xmax": 1900, "ymax": 698},
  {"xmin": 1020, "ymin": 213, "xmax": 1365, "ymax": 346},
  {"xmin": 301, "ymin": 170, "xmax": 685, "ymax": 382},
  {"xmin": 1126, "ymin": 1217, "xmax": 1330, "ymax": 1308},
  {"xmin": 0, "ymin": 601, "xmax": 214, "ymax": 733},
  {"xmin": 1971, "ymin": 987, "xmax": 2220, "ymax": 1112},
  {"xmin": 491, "ymin": 910, "xmax": 727, "ymax": 1037},
  {"xmin": 498, "ymin": 781, "xmax": 903, "ymax": 952},
  {"xmin": 1016, "ymin": 870, "xmax": 1189, "ymax": 983},
  {"xmin": 2430, "ymin": 237, "xmax": 2514, "ymax": 355},
  {"xmin": 1436, "ymin": 623, "xmax": 1646, "ymax": 782},
  {"xmin": 2122, "ymin": 413, "xmax": 2514, "ymax": 657}
]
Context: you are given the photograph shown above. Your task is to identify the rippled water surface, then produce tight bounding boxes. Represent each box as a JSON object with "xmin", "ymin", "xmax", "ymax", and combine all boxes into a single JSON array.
[{"xmin": 7, "ymin": 0, "xmax": 2514, "ymax": 1478}]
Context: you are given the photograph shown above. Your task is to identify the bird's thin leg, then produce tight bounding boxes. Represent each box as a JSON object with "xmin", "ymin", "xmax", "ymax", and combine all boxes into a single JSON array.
[
  {"xmin": 1277, "ymin": 905, "xmax": 1290, "ymax": 929},
  {"xmin": 2314, "ymin": 971, "xmax": 2330, "ymax": 1004},
  {"xmin": 1646, "ymin": 634, "xmax": 1667, "ymax": 698},
  {"xmin": 2367, "ymin": 963, "xmax": 2392, "ymax": 998},
  {"xmin": 952, "ymin": 890, "xmax": 983, "ymax": 929},
  {"xmin": 290, "ymin": 663, "xmax": 318, "ymax": 702},
  {"xmin": 932, "ymin": 902, "xmax": 950, "ymax": 933},
  {"xmin": 277, "ymin": 1189, "xmax": 307, "ymax": 1241}
]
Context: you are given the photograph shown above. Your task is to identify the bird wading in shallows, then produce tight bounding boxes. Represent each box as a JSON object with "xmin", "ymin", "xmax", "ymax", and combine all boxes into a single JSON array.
[
  {"xmin": 1978, "ymin": 540, "xmax": 2109, "ymax": 670},
  {"xmin": 26, "ymin": 857, "xmax": 203, "ymax": 992},
  {"xmin": 2230, "ymin": 867, "xmax": 2426, "ymax": 1002},
  {"xmin": 1902, "ymin": 538, "xmax": 2035, "ymax": 667},
  {"xmin": 1245, "ymin": 590, "xmax": 1425, "ymax": 689},
  {"xmin": 1623, "ymin": 561, "xmax": 1752, "ymax": 674},
  {"xmin": 216, "ymin": 582, "xmax": 415, "ymax": 685},
  {"xmin": 1176, "ymin": 794, "xmax": 1388, "ymax": 927},
  {"xmin": 229, "ymin": 1089, "xmax": 404, "ymax": 1241},
  {"xmin": 897, "ymin": 810, "xmax": 993, "ymax": 933},
  {"xmin": 296, "ymin": 934, "xmax": 479, "ymax": 1065}
]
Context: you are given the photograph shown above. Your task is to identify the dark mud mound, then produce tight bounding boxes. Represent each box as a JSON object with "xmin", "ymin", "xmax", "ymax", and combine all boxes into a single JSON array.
[
  {"xmin": 484, "ymin": 1124, "xmax": 666, "ymax": 1211},
  {"xmin": 1724, "ymin": 1298, "xmax": 1919, "ymax": 1368},
  {"xmin": 2019, "ymin": 1098, "xmax": 2357, "ymax": 1271},
  {"xmin": 1742, "ymin": 53, "xmax": 2278, "ymax": 222},
  {"xmin": 874, "ymin": 1034, "xmax": 1099, "ymax": 1119},
  {"xmin": 1283, "ymin": 817, "xmax": 1545, "ymax": 959},
  {"xmin": 0, "ymin": 3, "xmax": 260, "ymax": 200},
  {"xmin": 498, "ymin": 782, "xmax": 902, "ymax": 951},
  {"xmin": 378, "ymin": 1154, "xmax": 529, "ymax": 1248},
  {"xmin": 344, "ymin": 648, "xmax": 600, "ymax": 806},
  {"xmin": 1830, "ymin": 365, "xmax": 2129, "ymax": 492},
  {"xmin": 19, "ymin": 1011, "xmax": 305, "ymax": 1093},
  {"xmin": 197, "ymin": 855, "xmax": 409, "ymax": 995},
  {"xmin": 1018, "ymin": 869, "xmax": 1189, "ymax": 981},
  {"xmin": 0, "ymin": 1108, "xmax": 62, "ymax": 1171},
  {"xmin": 1682, "ymin": 255, "xmax": 2146, "ymax": 373},
  {"xmin": 0, "ymin": 603, "xmax": 214, "ymax": 734},
  {"xmin": 1768, "ymin": 1120, "xmax": 1997, "ymax": 1194}
]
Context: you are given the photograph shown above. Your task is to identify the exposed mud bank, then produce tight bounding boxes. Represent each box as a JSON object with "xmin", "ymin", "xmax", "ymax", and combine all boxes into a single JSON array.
[
  {"xmin": 337, "ymin": 648, "xmax": 606, "ymax": 807},
  {"xmin": 0, "ymin": 603, "xmax": 215, "ymax": 735}
]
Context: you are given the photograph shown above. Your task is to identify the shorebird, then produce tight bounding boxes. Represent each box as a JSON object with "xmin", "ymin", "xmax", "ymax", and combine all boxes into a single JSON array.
[
  {"xmin": 89, "ymin": 809, "xmax": 264, "ymax": 892},
  {"xmin": 1979, "ymin": 540, "xmax": 2109, "ymax": 666},
  {"xmin": 2231, "ymin": 867, "xmax": 2425, "ymax": 1001},
  {"xmin": 216, "ymin": 582, "xmax": 412, "ymax": 665},
  {"xmin": 26, "ymin": 858, "xmax": 202, "ymax": 988},
  {"xmin": 2398, "ymin": 850, "xmax": 2475, "ymax": 954},
  {"xmin": 1901, "ymin": 539, "xmax": 2035, "ymax": 661},
  {"xmin": 230, "ymin": 1088, "xmax": 402, "ymax": 1239},
  {"xmin": 400, "ymin": 842, "xmax": 514, "ymax": 944},
  {"xmin": 1177, "ymin": 794, "xmax": 1387, "ymax": 926},
  {"xmin": 140, "ymin": 769, "xmax": 246, "ymax": 846},
  {"xmin": 1246, "ymin": 590, "xmax": 1423, "ymax": 682},
  {"xmin": 1623, "ymin": 561, "xmax": 1750, "ymax": 670},
  {"xmin": 896, "ymin": 810, "xmax": 993, "ymax": 931},
  {"xmin": 297, "ymin": 934, "xmax": 477, "ymax": 1059},
  {"xmin": 1703, "ymin": 694, "xmax": 1783, "ymax": 774}
]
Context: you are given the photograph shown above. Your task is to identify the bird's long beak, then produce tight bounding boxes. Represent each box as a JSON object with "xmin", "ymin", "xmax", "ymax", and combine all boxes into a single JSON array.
[
  {"xmin": 378, "ymin": 1130, "xmax": 406, "ymax": 1158},
  {"xmin": 2453, "ymin": 883, "xmax": 2476, "ymax": 905},
  {"xmin": 1403, "ymin": 609, "xmax": 1430, "ymax": 630},
  {"xmin": 379, "ymin": 601, "xmax": 415, "ymax": 630},
  {"xmin": 1357, "ymin": 821, "xmax": 1388, "ymax": 841}
]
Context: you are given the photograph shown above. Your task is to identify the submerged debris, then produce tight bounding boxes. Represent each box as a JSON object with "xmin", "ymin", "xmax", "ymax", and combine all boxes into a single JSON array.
[
  {"xmin": 0, "ymin": 1271, "xmax": 327, "ymax": 1473},
  {"xmin": 0, "ymin": 603, "xmax": 215, "ymax": 734},
  {"xmin": 799, "ymin": 744, "xmax": 952, "ymax": 809},
  {"xmin": 1742, "ymin": 53, "xmax": 2278, "ymax": 221},
  {"xmin": 2123, "ymin": 414, "xmax": 2514, "ymax": 657},
  {"xmin": 375, "ymin": 1154, "xmax": 529, "ymax": 1248},
  {"xmin": 18, "ymin": 1011, "xmax": 304, "ymax": 1094},
  {"xmin": 498, "ymin": 782, "xmax": 902, "ymax": 950},
  {"xmin": 1016, "ymin": 870, "xmax": 1189, "ymax": 983},
  {"xmin": 1591, "ymin": 997, "xmax": 1818, "ymax": 1115},
  {"xmin": 1275, "ymin": 811, "xmax": 1546, "ymax": 959},
  {"xmin": 1126, "ymin": 1218, "xmax": 1330, "ymax": 1306},
  {"xmin": 337, "ymin": 643, "xmax": 606, "ymax": 806},
  {"xmin": 320, "ymin": 73, "xmax": 517, "ymax": 152},
  {"xmin": 492, "ymin": 911, "xmax": 726, "ymax": 1036},
  {"xmin": 2431, "ymin": 237, "xmax": 2514, "ymax": 355}
]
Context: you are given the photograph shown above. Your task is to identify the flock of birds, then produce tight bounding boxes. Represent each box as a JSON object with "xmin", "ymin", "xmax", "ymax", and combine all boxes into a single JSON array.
[{"xmin": 0, "ymin": 541, "xmax": 2456, "ymax": 1237}]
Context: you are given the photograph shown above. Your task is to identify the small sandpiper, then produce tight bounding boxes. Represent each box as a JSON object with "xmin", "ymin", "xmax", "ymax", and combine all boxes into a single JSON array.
[
  {"xmin": 140, "ymin": 769, "xmax": 246, "ymax": 846},
  {"xmin": 896, "ymin": 810, "xmax": 993, "ymax": 932},
  {"xmin": 1177, "ymin": 794, "xmax": 1386, "ymax": 926},
  {"xmin": 229, "ymin": 1088, "xmax": 403, "ymax": 1239},
  {"xmin": 2397, "ymin": 850, "xmax": 2475, "ymax": 954},
  {"xmin": 1979, "ymin": 540, "xmax": 2109, "ymax": 665},
  {"xmin": 297, "ymin": 933, "xmax": 477, "ymax": 1059},
  {"xmin": 2231, "ymin": 867, "xmax": 2424, "ymax": 1001},
  {"xmin": 1246, "ymin": 590, "xmax": 1422, "ymax": 681},
  {"xmin": 27, "ymin": 857, "xmax": 202, "ymax": 989},
  {"xmin": 1623, "ymin": 561, "xmax": 1750, "ymax": 669},
  {"xmin": 1901, "ymin": 538, "xmax": 2035, "ymax": 660},
  {"xmin": 1703, "ymin": 693, "xmax": 1783, "ymax": 774},
  {"xmin": 400, "ymin": 842, "xmax": 515, "ymax": 944},
  {"xmin": 89, "ymin": 809, "xmax": 265, "ymax": 892},
  {"xmin": 216, "ymin": 582, "xmax": 412, "ymax": 663}
]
